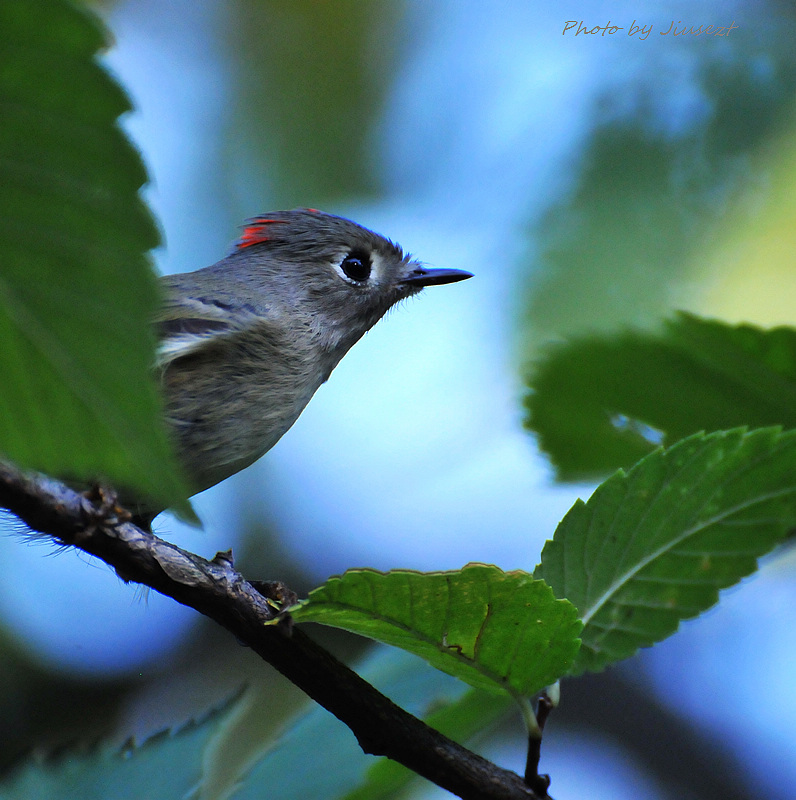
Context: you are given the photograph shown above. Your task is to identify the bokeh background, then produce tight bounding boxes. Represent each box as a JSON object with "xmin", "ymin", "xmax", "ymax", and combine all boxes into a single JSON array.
[{"xmin": 2, "ymin": 1, "xmax": 796, "ymax": 798}]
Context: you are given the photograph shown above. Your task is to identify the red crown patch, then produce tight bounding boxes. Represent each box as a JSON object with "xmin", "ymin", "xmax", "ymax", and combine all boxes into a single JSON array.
[{"xmin": 235, "ymin": 217, "xmax": 289, "ymax": 249}]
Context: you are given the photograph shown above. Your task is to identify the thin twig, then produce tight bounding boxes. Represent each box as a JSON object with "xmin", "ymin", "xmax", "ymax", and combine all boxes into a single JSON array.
[{"xmin": 524, "ymin": 693, "xmax": 555, "ymax": 795}]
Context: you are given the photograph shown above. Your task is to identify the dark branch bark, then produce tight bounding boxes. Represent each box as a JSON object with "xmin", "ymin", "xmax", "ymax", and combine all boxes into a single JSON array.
[{"xmin": 0, "ymin": 463, "xmax": 544, "ymax": 800}]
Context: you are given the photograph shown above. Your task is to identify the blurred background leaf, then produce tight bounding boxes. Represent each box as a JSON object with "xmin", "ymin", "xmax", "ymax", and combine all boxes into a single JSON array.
[
  {"xmin": 0, "ymin": 647, "xmax": 512, "ymax": 800},
  {"xmin": 525, "ymin": 314, "xmax": 796, "ymax": 480},
  {"xmin": 519, "ymin": 50, "xmax": 796, "ymax": 351},
  {"xmin": 0, "ymin": 695, "xmax": 238, "ymax": 800},
  {"xmin": 226, "ymin": 0, "xmax": 403, "ymax": 211},
  {"xmin": 224, "ymin": 647, "xmax": 513, "ymax": 800}
]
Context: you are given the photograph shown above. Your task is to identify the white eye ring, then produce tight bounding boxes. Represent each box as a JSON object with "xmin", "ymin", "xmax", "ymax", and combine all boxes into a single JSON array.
[
  {"xmin": 339, "ymin": 252, "xmax": 371, "ymax": 282},
  {"xmin": 332, "ymin": 249, "xmax": 386, "ymax": 285}
]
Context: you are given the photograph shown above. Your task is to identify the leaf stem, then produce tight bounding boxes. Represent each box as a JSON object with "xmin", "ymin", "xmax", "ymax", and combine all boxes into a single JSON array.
[{"xmin": 521, "ymin": 685, "xmax": 558, "ymax": 797}]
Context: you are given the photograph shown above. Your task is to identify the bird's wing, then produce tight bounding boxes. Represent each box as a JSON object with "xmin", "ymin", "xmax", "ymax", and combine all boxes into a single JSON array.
[{"xmin": 154, "ymin": 279, "xmax": 261, "ymax": 367}]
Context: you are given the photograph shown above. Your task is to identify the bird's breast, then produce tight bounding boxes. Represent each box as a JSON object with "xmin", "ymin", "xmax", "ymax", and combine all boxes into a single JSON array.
[{"xmin": 160, "ymin": 322, "xmax": 338, "ymax": 494}]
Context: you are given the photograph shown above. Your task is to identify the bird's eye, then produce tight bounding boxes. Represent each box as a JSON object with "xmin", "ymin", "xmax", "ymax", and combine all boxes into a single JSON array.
[{"xmin": 340, "ymin": 251, "xmax": 372, "ymax": 283}]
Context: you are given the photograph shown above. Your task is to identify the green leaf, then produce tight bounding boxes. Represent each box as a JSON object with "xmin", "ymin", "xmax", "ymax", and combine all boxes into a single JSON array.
[
  {"xmin": 0, "ymin": 699, "xmax": 237, "ymax": 800},
  {"xmin": 289, "ymin": 564, "xmax": 582, "ymax": 697},
  {"xmin": 535, "ymin": 428, "xmax": 796, "ymax": 674},
  {"xmin": 525, "ymin": 313, "xmax": 796, "ymax": 480},
  {"xmin": 0, "ymin": 0, "xmax": 188, "ymax": 510}
]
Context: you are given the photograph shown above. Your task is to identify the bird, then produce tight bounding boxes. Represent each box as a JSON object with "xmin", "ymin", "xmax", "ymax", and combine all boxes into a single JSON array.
[{"xmin": 139, "ymin": 208, "xmax": 471, "ymax": 523}]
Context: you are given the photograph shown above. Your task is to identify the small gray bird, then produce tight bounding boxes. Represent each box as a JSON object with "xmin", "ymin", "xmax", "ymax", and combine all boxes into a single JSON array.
[{"xmin": 149, "ymin": 208, "xmax": 471, "ymax": 520}]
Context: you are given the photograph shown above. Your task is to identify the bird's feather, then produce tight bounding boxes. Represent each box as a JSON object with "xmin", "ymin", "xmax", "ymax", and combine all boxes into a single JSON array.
[{"xmin": 154, "ymin": 291, "xmax": 261, "ymax": 367}]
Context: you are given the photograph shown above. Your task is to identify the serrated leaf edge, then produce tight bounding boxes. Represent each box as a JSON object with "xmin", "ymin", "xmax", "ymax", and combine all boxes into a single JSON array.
[{"xmin": 578, "ymin": 427, "xmax": 792, "ymax": 626}]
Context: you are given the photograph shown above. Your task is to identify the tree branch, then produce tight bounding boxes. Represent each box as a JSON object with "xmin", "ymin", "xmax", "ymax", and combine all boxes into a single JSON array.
[{"xmin": 0, "ymin": 463, "xmax": 544, "ymax": 800}]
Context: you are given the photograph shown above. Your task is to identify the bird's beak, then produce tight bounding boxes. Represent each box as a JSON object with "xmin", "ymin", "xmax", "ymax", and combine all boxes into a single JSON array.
[{"xmin": 401, "ymin": 266, "xmax": 473, "ymax": 287}]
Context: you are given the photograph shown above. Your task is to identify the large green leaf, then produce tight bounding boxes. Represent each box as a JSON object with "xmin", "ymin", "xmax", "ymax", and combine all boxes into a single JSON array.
[
  {"xmin": 289, "ymin": 564, "xmax": 582, "ymax": 697},
  {"xmin": 535, "ymin": 428, "xmax": 796, "ymax": 674},
  {"xmin": 0, "ymin": 0, "xmax": 187, "ymax": 509},
  {"xmin": 525, "ymin": 313, "xmax": 796, "ymax": 480}
]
